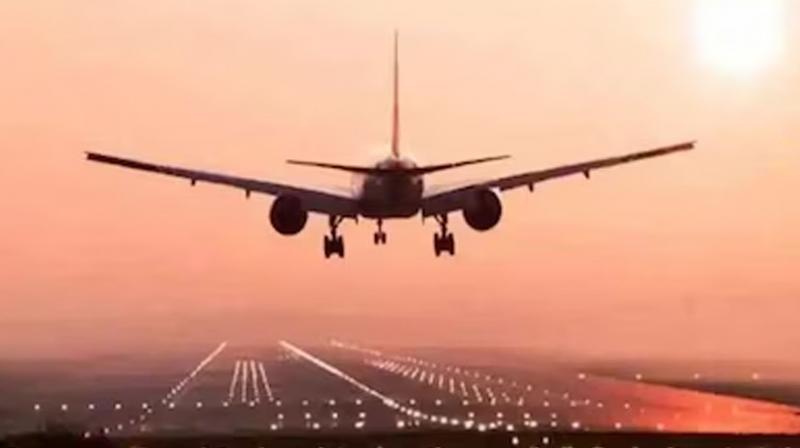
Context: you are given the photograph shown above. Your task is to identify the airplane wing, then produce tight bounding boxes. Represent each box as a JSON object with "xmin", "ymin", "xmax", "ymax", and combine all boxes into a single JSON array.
[
  {"xmin": 86, "ymin": 152, "xmax": 359, "ymax": 217},
  {"xmin": 421, "ymin": 141, "xmax": 695, "ymax": 217}
]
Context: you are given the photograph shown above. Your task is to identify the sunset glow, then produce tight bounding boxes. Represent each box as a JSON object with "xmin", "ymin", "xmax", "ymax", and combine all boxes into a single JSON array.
[
  {"xmin": 694, "ymin": 0, "xmax": 785, "ymax": 76},
  {"xmin": 0, "ymin": 0, "xmax": 798, "ymax": 365}
]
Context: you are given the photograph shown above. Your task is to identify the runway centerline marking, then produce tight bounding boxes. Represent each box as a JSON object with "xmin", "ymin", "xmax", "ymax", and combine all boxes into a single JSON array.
[{"xmin": 279, "ymin": 340, "xmax": 493, "ymax": 431}]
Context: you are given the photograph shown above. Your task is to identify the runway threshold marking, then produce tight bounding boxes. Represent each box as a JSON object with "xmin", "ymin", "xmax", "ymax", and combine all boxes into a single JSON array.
[
  {"xmin": 228, "ymin": 360, "xmax": 241, "ymax": 403},
  {"xmin": 249, "ymin": 360, "xmax": 261, "ymax": 403},
  {"xmin": 241, "ymin": 358, "xmax": 249, "ymax": 403},
  {"xmin": 258, "ymin": 361, "xmax": 274, "ymax": 401}
]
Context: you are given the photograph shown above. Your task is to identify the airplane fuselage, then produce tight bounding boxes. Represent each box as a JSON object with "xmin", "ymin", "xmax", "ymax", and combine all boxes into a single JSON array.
[{"xmin": 356, "ymin": 156, "xmax": 424, "ymax": 218}]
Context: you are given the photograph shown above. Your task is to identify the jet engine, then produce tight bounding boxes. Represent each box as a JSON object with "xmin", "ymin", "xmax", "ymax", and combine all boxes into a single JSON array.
[
  {"xmin": 462, "ymin": 188, "xmax": 502, "ymax": 231},
  {"xmin": 269, "ymin": 195, "xmax": 308, "ymax": 235}
]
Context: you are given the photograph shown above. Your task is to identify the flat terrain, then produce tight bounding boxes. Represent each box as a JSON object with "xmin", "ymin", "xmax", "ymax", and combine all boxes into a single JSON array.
[{"xmin": 1, "ymin": 341, "xmax": 799, "ymax": 442}]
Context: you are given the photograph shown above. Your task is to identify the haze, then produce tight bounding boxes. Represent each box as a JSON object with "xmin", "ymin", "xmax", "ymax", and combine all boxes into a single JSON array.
[{"xmin": 1, "ymin": 0, "xmax": 798, "ymax": 361}]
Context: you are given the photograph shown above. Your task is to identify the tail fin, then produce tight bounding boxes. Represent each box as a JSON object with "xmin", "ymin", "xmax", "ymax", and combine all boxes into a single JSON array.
[
  {"xmin": 391, "ymin": 30, "xmax": 400, "ymax": 158},
  {"xmin": 287, "ymin": 32, "xmax": 512, "ymax": 175}
]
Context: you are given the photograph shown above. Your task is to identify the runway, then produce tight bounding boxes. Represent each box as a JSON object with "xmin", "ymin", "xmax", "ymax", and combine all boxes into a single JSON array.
[{"xmin": 3, "ymin": 340, "xmax": 800, "ymax": 439}]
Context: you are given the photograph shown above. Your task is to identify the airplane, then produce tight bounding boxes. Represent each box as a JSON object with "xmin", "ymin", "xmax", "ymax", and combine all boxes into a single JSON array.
[{"xmin": 86, "ymin": 33, "xmax": 695, "ymax": 258}]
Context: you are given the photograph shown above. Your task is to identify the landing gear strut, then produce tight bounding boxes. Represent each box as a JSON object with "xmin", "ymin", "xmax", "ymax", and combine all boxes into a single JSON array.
[
  {"xmin": 324, "ymin": 215, "xmax": 345, "ymax": 258},
  {"xmin": 373, "ymin": 219, "xmax": 388, "ymax": 245},
  {"xmin": 433, "ymin": 214, "xmax": 455, "ymax": 256}
]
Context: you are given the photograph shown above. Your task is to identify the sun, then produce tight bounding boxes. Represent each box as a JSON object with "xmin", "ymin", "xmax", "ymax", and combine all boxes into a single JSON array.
[{"xmin": 694, "ymin": 0, "xmax": 785, "ymax": 77}]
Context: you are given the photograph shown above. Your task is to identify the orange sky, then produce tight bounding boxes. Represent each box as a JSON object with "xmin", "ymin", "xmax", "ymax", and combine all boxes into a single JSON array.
[{"xmin": 1, "ymin": 0, "xmax": 798, "ymax": 360}]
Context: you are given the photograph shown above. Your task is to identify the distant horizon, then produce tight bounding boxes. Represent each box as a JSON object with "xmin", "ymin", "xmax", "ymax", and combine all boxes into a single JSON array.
[{"xmin": 5, "ymin": 338, "xmax": 800, "ymax": 374}]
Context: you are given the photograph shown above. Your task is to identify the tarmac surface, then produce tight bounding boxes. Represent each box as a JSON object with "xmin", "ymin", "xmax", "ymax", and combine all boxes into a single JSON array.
[{"xmin": 2, "ymin": 340, "xmax": 799, "ymax": 445}]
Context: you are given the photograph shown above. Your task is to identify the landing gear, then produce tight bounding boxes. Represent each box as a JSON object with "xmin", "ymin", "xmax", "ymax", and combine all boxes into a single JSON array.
[
  {"xmin": 324, "ymin": 236, "xmax": 344, "ymax": 258},
  {"xmin": 324, "ymin": 215, "xmax": 345, "ymax": 258},
  {"xmin": 373, "ymin": 219, "xmax": 388, "ymax": 245},
  {"xmin": 433, "ymin": 214, "xmax": 455, "ymax": 256},
  {"xmin": 434, "ymin": 233, "xmax": 455, "ymax": 256}
]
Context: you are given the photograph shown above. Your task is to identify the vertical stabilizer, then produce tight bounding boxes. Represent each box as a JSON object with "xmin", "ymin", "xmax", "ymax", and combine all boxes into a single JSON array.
[{"xmin": 391, "ymin": 30, "xmax": 400, "ymax": 158}]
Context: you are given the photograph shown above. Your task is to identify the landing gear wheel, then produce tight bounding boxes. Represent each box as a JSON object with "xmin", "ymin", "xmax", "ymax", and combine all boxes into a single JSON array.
[
  {"xmin": 445, "ymin": 233, "xmax": 455, "ymax": 255},
  {"xmin": 335, "ymin": 236, "xmax": 345, "ymax": 257},
  {"xmin": 434, "ymin": 233, "xmax": 455, "ymax": 256},
  {"xmin": 324, "ymin": 235, "xmax": 345, "ymax": 258},
  {"xmin": 373, "ymin": 219, "xmax": 388, "ymax": 245},
  {"xmin": 324, "ymin": 216, "xmax": 345, "ymax": 258},
  {"xmin": 433, "ymin": 214, "xmax": 456, "ymax": 256}
]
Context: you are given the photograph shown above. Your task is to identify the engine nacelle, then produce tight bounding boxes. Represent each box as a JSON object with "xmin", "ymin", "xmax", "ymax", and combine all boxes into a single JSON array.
[
  {"xmin": 462, "ymin": 188, "xmax": 502, "ymax": 231},
  {"xmin": 269, "ymin": 195, "xmax": 308, "ymax": 235}
]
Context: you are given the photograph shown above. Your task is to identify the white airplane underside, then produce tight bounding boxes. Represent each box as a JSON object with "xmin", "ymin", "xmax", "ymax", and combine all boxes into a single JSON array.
[{"xmin": 86, "ymin": 32, "xmax": 695, "ymax": 258}]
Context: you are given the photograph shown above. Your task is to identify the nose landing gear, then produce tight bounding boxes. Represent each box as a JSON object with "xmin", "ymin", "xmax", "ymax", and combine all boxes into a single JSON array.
[
  {"xmin": 324, "ymin": 215, "xmax": 345, "ymax": 258},
  {"xmin": 373, "ymin": 219, "xmax": 388, "ymax": 245},
  {"xmin": 433, "ymin": 214, "xmax": 455, "ymax": 256}
]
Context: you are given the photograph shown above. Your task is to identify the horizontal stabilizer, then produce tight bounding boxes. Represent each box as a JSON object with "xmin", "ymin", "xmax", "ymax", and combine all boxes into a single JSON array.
[{"xmin": 287, "ymin": 155, "xmax": 510, "ymax": 176}]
